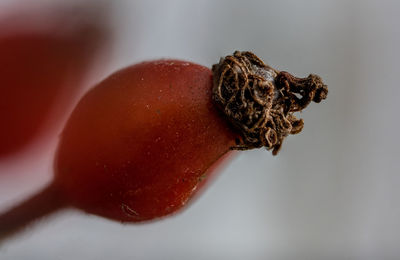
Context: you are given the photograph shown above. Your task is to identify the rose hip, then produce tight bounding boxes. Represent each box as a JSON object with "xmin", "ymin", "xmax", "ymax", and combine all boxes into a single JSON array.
[
  {"xmin": 0, "ymin": 52, "xmax": 328, "ymax": 240},
  {"xmin": 54, "ymin": 59, "xmax": 240, "ymax": 222}
]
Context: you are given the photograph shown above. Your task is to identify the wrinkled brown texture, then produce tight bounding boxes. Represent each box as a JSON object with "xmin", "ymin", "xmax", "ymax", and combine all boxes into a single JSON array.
[{"xmin": 212, "ymin": 51, "xmax": 328, "ymax": 155}]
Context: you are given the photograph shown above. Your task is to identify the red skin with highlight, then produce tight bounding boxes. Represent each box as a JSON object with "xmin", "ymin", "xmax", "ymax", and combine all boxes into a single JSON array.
[{"xmin": 54, "ymin": 60, "xmax": 239, "ymax": 222}]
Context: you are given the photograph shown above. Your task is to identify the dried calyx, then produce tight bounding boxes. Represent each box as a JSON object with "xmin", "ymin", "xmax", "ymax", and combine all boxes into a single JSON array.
[{"xmin": 212, "ymin": 51, "xmax": 328, "ymax": 155}]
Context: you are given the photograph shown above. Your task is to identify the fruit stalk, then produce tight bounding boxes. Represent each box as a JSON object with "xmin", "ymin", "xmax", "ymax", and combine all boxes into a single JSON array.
[{"xmin": 0, "ymin": 184, "xmax": 65, "ymax": 243}]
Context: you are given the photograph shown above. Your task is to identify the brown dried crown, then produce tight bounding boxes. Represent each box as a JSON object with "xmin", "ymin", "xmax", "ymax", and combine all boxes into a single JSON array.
[{"xmin": 212, "ymin": 51, "xmax": 328, "ymax": 155}]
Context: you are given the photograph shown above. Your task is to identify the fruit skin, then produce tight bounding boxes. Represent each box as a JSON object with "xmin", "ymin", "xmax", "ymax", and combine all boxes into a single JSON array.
[
  {"xmin": 0, "ymin": 12, "xmax": 106, "ymax": 157},
  {"xmin": 54, "ymin": 60, "xmax": 239, "ymax": 222}
]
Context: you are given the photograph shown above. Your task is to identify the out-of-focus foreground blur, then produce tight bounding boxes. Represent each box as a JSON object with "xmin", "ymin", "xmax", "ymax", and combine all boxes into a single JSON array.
[
  {"xmin": 0, "ymin": 1, "xmax": 110, "ymax": 158},
  {"xmin": 0, "ymin": 0, "xmax": 399, "ymax": 259}
]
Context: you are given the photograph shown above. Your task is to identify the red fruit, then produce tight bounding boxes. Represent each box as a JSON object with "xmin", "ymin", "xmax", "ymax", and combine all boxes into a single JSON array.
[
  {"xmin": 0, "ymin": 52, "xmax": 328, "ymax": 239},
  {"xmin": 0, "ymin": 8, "xmax": 108, "ymax": 157},
  {"xmin": 54, "ymin": 60, "xmax": 239, "ymax": 222}
]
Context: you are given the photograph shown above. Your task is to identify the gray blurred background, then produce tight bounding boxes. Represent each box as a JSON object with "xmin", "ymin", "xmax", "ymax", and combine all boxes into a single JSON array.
[{"xmin": 0, "ymin": 0, "xmax": 399, "ymax": 259}]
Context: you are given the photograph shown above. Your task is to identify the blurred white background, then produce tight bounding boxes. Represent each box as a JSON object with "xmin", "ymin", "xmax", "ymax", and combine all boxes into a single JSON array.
[{"xmin": 1, "ymin": 0, "xmax": 399, "ymax": 259}]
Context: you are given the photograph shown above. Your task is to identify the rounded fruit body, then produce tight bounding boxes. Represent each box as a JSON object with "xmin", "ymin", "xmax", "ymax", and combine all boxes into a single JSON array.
[{"xmin": 55, "ymin": 60, "xmax": 238, "ymax": 222}]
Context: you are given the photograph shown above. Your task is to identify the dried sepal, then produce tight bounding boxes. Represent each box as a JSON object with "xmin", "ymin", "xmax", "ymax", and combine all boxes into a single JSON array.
[{"xmin": 212, "ymin": 51, "xmax": 328, "ymax": 155}]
